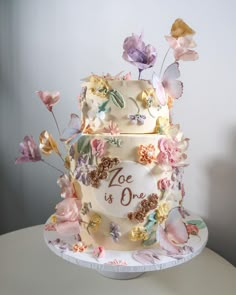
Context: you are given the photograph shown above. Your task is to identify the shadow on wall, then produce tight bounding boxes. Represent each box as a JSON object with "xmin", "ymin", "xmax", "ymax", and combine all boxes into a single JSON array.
[{"xmin": 206, "ymin": 131, "xmax": 236, "ymax": 266}]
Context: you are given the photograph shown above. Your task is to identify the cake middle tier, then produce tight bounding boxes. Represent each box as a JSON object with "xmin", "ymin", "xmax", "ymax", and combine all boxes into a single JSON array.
[{"xmin": 80, "ymin": 78, "xmax": 170, "ymax": 134}]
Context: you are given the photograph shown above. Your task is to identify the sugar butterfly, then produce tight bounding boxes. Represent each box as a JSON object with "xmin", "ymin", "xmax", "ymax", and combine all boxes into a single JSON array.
[
  {"xmin": 156, "ymin": 207, "xmax": 188, "ymax": 255},
  {"xmin": 60, "ymin": 113, "xmax": 83, "ymax": 145},
  {"xmin": 152, "ymin": 62, "xmax": 183, "ymax": 106}
]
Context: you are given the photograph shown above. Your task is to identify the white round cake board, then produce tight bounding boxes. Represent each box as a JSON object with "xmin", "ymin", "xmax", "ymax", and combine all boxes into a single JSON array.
[{"xmin": 44, "ymin": 213, "xmax": 208, "ymax": 280}]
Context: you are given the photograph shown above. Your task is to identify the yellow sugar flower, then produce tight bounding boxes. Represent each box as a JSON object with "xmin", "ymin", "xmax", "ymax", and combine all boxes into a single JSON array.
[
  {"xmin": 155, "ymin": 117, "xmax": 170, "ymax": 134},
  {"xmin": 129, "ymin": 226, "xmax": 148, "ymax": 242},
  {"xmin": 140, "ymin": 88, "xmax": 157, "ymax": 108},
  {"xmin": 171, "ymin": 18, "xmax": 195, "ymax": 38},
  {"xmin": 89, "ymin": 76, "xmax": 109, "ymax": 98},
  {"xmin": 39, "ymin": 130, "xmax": 60, "ymax": 155},
  {"xmin": 87, "ymin": 213, "xmax": 102, "ymax": 233},
  {"xmin": 51, "ymin": 215, "xmax": 57, "ymax": 223},
  {"xmin": 156, "ymin": 202, "xmax": 170, "ymax": 224}
]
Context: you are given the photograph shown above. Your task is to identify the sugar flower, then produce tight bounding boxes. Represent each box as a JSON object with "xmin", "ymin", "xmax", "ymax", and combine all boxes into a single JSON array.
[
  {"xmin": 55, "ymin": 197, "xmax": 82, "ymax": 236},
  {"xmin": 156, "ymin": 136, "xmax": 189, "ymax": 167},
  {"xmin": 103, "ymin": 121, "xmax": 120, "ymax": 135},
  {"xmin": 36, "ymin": 90, "xmax": 60, "ymax": 112},
  {"xmin": 128, "ymin": 113, "xmax": 146, "ymax": 125},
  {"xmin": 170, "ymin": 19, "xmax": 195, "ymax": 38},
  {"xmin": 141, "ymin": 88, "xmax": 157, "ymax": 108},
  {"xmin": 89, "ymin": 76, "xmax": 109, "ymax": 98},
  {"xmin": 123, "ymin": 33, "xmax": 157, "ymax": 78},
  {"xmin": 75, "ymin": 154, "xmax": 95, "ymax": 186},
  {"xmin": 57, "ymin": 174, "xmax": 76, "ymax": 198},
  {"xmin": 90, "ymin": 138, "xmax": 106, "ymax": 158},
  {"xmin": 15, "ymin": 135, "xmax": 42, "ymax": 164},
  {"xmin": 93, "ymin": 246, "xmax": 105, "ymax": 259},
  {"xmin": 72, "ymin": 242, "xmax": 87, "ymax": 253},
  {"xmin": 129, "ymin": 227, "xmax": 148, "ymax": 242},
  {"xmin": 166, "ymin": 35, "xmax": 198, "ymax": 61},
  {"xmin": 109, "ymin": 222, "xmax": 121, "ymax": 242},
  {"xmin": 138, "ymin": 144, "xmax": 156, "ymax": 164},
  {"xmin": 166, "ymin": 19, "xmax": 198, "ymax": 61},
  {"xmin": 39, "ymin": 130, "xmax": 60, "ymax": 155},
  {"xmin": 156, "ymin": 202, "xmax": 170, "ymax": 223},
  {"xmin": 158, "ymin": 178, "xmax": 171, "ymax": 191}
]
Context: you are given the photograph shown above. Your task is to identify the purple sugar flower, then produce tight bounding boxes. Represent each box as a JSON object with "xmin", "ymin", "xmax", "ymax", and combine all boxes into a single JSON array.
[
  {"xmin": 128, "ymin": 113, "xmax": 146, "ymax": 125},
  {"xmin": 75, "ymin": 154, "xmax": 94, "ymax": 186},
  {"xmin": 15, "ymin": 135, "xmax": 42, "ymax": 164},
  {"xmin": 110, "ymin": 222, "xmax": 121, "ymax": 242},
  {"xmin": 123, "ymin": 33, "xmax": 157, "ymax": 79}
]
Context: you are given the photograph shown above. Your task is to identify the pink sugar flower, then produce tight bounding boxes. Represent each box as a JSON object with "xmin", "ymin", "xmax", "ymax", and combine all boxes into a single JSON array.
[
  {"xmin": 156, "ymin": 137, "xmax": 188, "ymax": 167},
  {"xmin": 103, "ymin": 121, "xmax": 120, "ymax": 135},
  {"xmin": 93, "ymin": 246, "xmax": 105, "ymax": 259},
  {"xmin": 57, "ymin": 174, "xmax": 76, "ymax": 199},
  {"xmin": 55, "ymin": 198, "xmax": 82, "ymax": 236},
  {"xmin": 36, "ymin": 90, "xmax": 60, "ymax": 112},
  {"xmin": 165, "ymin": 35, "xmax": 198, "ymax": 61},
  {"xmin": 158, "ymin": 178, "xmax": 171, "ymax": 190},
  {"xmin": 15, "ymin": 135, "xmax": 42, "ymax": 164},
  {"xmin": 90, "ymin": 138, "xmax": 106, "ymax": 158}
]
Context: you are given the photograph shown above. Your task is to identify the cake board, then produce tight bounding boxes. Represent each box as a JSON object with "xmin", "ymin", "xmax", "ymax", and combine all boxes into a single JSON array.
[{"xmin": 44, "ymin": 213, "xmax": 208, "ymax": 280}]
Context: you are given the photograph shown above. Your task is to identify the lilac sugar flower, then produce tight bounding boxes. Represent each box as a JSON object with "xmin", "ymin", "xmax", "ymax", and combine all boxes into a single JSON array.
[
  {"xmin": 15, "ymin": 135, "xmax": 42, "ymax": 164},
  {"xmin": 75, "ymin": 154, "xmax": 94, "ymax": 186},
  {"xmin": 122, "ymin": 33, "xmax": 157, "ymax": 79},
  {"xmin": 109, "ymin": 222, "xmax": 121, "ymax": 242},
  {"xmin": 128, "ymin": 114, "xmax": 146, "ymax": 125}
]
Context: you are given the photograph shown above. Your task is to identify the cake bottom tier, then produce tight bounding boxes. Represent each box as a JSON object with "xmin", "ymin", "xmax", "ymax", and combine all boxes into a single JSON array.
[{"xmin": 73, "ymin": 133, "xmax": 187, "ymax": 251}]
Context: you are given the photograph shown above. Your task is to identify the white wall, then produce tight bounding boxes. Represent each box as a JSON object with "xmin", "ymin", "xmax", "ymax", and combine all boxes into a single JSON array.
[{"xmin": 1, "ymin": 0, "xmax": 236, "ymax": 265}]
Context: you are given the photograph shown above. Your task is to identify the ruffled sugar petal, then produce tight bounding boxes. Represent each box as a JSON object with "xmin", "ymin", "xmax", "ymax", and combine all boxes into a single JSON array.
[
  {"xmin": 36, "ymin": 90, "xmax": 60, "ymax": 112},
  {"xmin": 122, "ymin": 33, "xmax": 157, "ymax": 70},
  {"xmin": 39, "ymin": 130, "xmax": 60, "ymax": 155},
  {"xmin": 15, "ymin": 135, "xmax": 42, "ymax": 164},
  {"xmin": 170, "ymin": 18, "xmax": 195, "ymax": 38}
]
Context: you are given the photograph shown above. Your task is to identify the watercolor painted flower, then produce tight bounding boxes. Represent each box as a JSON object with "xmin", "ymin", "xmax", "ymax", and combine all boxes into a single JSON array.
[{"xmin": 57, "ymin": 174, "xmax": 76, "ymax": 199}]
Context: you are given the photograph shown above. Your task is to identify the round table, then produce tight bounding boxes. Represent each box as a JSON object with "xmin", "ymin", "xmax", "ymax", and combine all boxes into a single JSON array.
[{"xmin": 0, "ymin": 225, "xmax": 235, "ymax": 295}]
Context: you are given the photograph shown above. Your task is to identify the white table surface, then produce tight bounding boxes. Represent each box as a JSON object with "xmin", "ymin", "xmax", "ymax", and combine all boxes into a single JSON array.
[{"xmin": 0, "ymin": 225, "xmax": 235, "ymax": 295}]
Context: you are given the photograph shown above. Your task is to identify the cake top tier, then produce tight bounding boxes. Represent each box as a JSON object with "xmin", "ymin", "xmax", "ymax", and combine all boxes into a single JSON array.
[
  {"xmin": 79, "ymin": 18, "xmax": 199, "ymax": 135},
  {"xmin": 80, "ymin": 75, "xmax": 170, "ymax": 134}
]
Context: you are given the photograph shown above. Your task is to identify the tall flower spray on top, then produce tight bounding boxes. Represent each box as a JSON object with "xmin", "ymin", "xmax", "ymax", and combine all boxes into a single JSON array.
[{"xmin": 123, "ymin": 19, "xmax": 198, "ymax": 106}]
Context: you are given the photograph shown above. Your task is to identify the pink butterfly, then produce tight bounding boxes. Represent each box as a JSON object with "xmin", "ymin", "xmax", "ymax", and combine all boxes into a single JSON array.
[
  {"xmin": 60, "ymin": 114, "xmax": 83, "ymax": 145},
  {"xmin": 156, "ymin": 207, "xmax": 189, "ymax": 255},
  {"xmin": 152, "ymin": 62, "xmax": 183, "ymax": 105}
]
